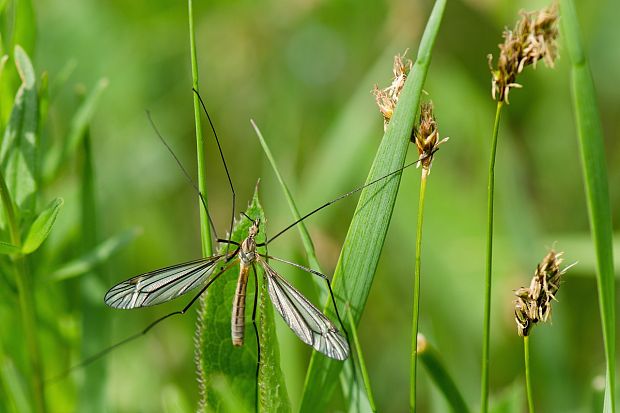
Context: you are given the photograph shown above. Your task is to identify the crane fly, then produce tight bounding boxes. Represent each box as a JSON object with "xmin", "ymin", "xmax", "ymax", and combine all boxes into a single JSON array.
[{"xmin": 104, "ymin": 215, "xmax": 349, "ymax": 360}]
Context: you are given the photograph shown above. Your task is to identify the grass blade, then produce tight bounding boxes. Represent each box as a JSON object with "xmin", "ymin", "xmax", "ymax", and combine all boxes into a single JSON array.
[
  {"xmin": 560, "ymin": 1, "xmax": 616, "ymax": 411},
  {"xmin": 21, "ymin": 197, "xmax": 63, "ymax": 254},
  {"xmin": 418, "ymin": 334, "xmax": 471, "ymax": 413},
  {"xmin": 299, "ymin": 0, "xmax": 447, "ymax": 410}
]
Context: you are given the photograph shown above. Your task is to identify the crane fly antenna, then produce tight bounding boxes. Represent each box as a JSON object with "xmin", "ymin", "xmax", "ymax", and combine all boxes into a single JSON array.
[
  {"xmin": 146, "ymin": 111, "xmax": 218, "ymax": 241},
  {"xmin": 192, "ymin": 88, "xmax": 237, "ymax": 246},
  {"xmin": 260, "ymin": 147, "xmax": 440, "ymax": 245}
]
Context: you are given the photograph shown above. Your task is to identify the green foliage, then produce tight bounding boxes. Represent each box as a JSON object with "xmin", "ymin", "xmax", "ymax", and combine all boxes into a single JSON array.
[
  {"xmin": 21, "ymin": 197, "xmax": 63, "ymax": 254},
  {"xmin": 195, "ymin": 188, "xmax": 290, "ymax": 412}
]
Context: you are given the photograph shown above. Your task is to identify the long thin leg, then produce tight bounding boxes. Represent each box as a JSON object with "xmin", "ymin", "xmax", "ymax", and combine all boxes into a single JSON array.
[
  {"xmin": 146, "ymin": 111, "xmax": 219, "ymax": 242},
  {"xmin": 258, "ymin": 254, "xmax": 350, "ymax": 352},
  {"xmin": 259, "ymin": 148, "xmax": 440, "ymax": 246},
  {"xmin": 192, "ymin": 89, "xmax": 236, "ymax": 251},
  {"xmin": 251, "ymin": 264, "xmax": 261, "ymax": 410},
  {"xmin": 47, "ymin": 259, "xmax": 237, "ymax": 383}
]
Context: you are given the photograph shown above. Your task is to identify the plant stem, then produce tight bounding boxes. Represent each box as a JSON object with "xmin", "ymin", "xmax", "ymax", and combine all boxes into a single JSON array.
[
  {"xmin": 347, "ymin": 311, "xmax": 377, "ymax": 412},
  {"xmin": 0, "ymin": 170, "xmax": 46, "ymax": 413},
  {"xmin": 480, "ymin": 101, "xmax": 503, "ymax": 413},
  {"xmin": 410, "ymin": 169, "xmax": 428, "ymax": 412},
  {"xmin": 188, "ymin": 0, "xmax": 212, "ymax": 258},
  {"xmin": 524, "ymin": 336, "xmax": 534, "ymax": 413}
]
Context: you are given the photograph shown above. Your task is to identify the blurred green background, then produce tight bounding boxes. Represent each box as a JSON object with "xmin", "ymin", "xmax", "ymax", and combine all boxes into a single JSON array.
[{"xmin": 1, "ymin": 0, "xmax": 618, "ymax": 411}]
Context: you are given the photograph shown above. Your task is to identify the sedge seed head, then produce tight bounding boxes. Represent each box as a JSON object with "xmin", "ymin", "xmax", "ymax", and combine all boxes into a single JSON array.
[
  {"xmin": 412, "ymin": 101, "xmax": 448, "ymax": 173},
  {"xmin": 513, "ymin": 249, "xmax": 570, "ymax": 337},
  {"xmin": 372, "ymin": 50, "xmax": 413, "ymax": 130},
  {"xmin": 489, "ymin": 2, "xmax": 559, "ymax": 103}
]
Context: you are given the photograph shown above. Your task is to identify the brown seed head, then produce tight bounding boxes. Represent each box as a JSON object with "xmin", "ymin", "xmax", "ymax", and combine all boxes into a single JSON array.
[
  {"xmin": 513, "ymin": 249, "xmax": 570, "ymax": 337},
  {"xmin": 489, "ymin": 3, "xmax": 559, "ymax": 103},
  {"xmin": 412, "ymin": 102, "xmax": 448, "ymax": 173},
  {"xmin": 372, "ymin": 51, "xmax": 413, "ymax": 130}
]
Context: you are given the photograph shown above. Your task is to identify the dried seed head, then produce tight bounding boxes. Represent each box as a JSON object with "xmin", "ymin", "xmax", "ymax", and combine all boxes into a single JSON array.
[
  {"xmin": 412, "ymin": 102, "xmax": 448, "ymax": 173},
  {"xmin": 489, "ymin": 3, "xmax": 559, "ymax": 103},
  {"xmin": 372, "ymin": 50, "xmax": 413, "ymax": 130},
  {"xmin": 513, "ymin": 249, "xmax": 571, "ymax": 337}
]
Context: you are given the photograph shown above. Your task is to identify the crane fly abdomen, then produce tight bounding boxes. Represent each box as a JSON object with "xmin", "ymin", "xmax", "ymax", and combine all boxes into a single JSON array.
[{"xmin": 231, "ymin": 264, "xmax": 250, "ymax": 346}]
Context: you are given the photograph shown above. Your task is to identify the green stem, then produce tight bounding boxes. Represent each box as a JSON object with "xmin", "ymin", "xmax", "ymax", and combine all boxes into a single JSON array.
[
  {"xmin": 524, "ymin": 336, "xmax": 534, "ymax": 413},
  {"xmin": 480, "ymin": 101, "xmax": 503, "ymax": 413},
  {"xmin": 347, "ymin": 311, "xmax": 377, "ymax": 412},
  {"xmin": 0, "ymin": 171, "xmax": 46, "ymax": 413},
  {"xmin": 188, "ymin": 0, "xmax": 212, "ymax": 257},
  {"xmin": 410, "ymin": 170, "xmax": 428, "ymax": 412}
]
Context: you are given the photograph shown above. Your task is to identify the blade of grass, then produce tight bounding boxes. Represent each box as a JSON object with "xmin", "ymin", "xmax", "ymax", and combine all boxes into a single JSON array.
[
  {"xmin": 299, "ymin": 1, "xmax": 447, "ymax": 410},
  {"xmin": 418, "ymin": 334, "xmax": 471, "ymax": 413},
  {"xmin": 21, "ymin": 197, "xmax": 63, "ymax": 254},
  {"xmin": 560, "ymin": 1, "xmax": 616, "ymax": 411},
  {"xmin": 187, "ymin": 0, "xmax": 212, "ymax": 258},
  {"xmin": 252, "ymin": 121, "xmax": 373, "ymax": 411}
]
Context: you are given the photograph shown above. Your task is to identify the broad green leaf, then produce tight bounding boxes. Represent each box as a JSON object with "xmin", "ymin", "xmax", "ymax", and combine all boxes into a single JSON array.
[
  {"xmin": 50, "ymin": 228, "xmax": 140, "ymax": 281},
  {"xmin": 299, "ymin": 0, "xmax": 447, "ymax": 410},
  {"xmin": 560, "ymin": 1, "xmax": 616, "ymax": 411},
  {"xmin": 21, "ymin": 197, "xmax": 63, "ymax": 254},
  {"xmin": 44, "ymin": 78, "xmax": 108, "ymax": 181},
  {"xmin": 0, "ymin": 45, "xmax": 38, "ymax": 219},
  {"xmin": 0, "ymin": 240, "xmax": 19, "ymax": 254},
  {"xmin": 195, "ymin": 187, "xmax": 290, "ymax": 412}
]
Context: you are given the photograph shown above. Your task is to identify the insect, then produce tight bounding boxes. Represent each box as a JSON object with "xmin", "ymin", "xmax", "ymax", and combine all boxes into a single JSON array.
[{"xmin": 104, "ymin": 214, "xmax": 349, "ymax": 360}]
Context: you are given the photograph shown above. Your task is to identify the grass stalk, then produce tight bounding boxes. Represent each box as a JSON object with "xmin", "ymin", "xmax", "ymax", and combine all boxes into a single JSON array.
[
  {"xmin": 188, "ymin": 0, "xmax": 212, "ymax": 257},
  {"xmin": 480, "ymin": 101, "xmax": 503, "ymax": 413},
  {"xmin": 560, "ymin": 2, "xmax": 616, "ymax": 411},
  {"xmin": 0, "ymin": 170, "xmax": 45, "ymax": 413},
  {"xmin": 524, "ymin": 336, "xmax": 534, "ymax": 413},
  {"xmin": 410, "ymin": 170, "xmax": 428, "ymax": 411},
  {"xmin": 347, "ymin": 310, "xmax": 376, "ymax": 412}
]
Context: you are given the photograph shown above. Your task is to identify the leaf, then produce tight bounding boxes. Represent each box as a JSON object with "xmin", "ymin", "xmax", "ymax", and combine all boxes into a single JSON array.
[
  {"xmin": 21, "ymin": 197, "xmax": 63, "ymax": 254},
  {"xmin": 0, "ymin": 240, "xmax": 19, "ymax": 255},
  {"xmin": 299, "ymin": 0, "xmax": 447, "ymax": 410},
  {"xmin": 195, "ymin": 187, "xmax": 290, "ymax": 413},
  {"xmin": 560, "ymin": 1, "xmax": 616, "ymax": 411},
  {"xmin": 0, "ymin": 45, "xmax": 38, "ymax": 220},
  {"xmin": 44, "ymin": 78, "xmax": 108, "ymax": 181},
  {"xmin": 49, "ymin": 228, "xmax": 140, "ymax": 281}
]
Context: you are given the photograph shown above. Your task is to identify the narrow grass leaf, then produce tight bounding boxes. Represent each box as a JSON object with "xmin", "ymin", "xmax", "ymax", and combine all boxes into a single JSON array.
[
  {"xmin": 0, "ymin": 45, "xmax": 38, "ymax": 219},
  {"xmin": 560, "ymin": 1, "xmax": 616, "ymax": 411},
  {"xmin": 43, "ymin": 78, "xmax": 108, "ymax": 181},
  {"xmin": 299, "ymin": 0, "xmax": 447, "ymax": 410},
  {"xmin": 0, "ymin": 240, "xmax": 19, "ymax": 254},
  {"xmin": 0, "ymin": 357, "xmax": 32, "ymax": 413},
  {"xmin": 49, "ymin": 228, "xmax": 140, "ymax": 281},
  {"xmin": 253, "ymin": 121, "xmax": 370, "ymax": 410},
  {"xmin": 21, "ymin": 197, "xmax": 63, "ymax": 254},
  {"xmin": 195, "ymin": 188, "xmax": 290, "ymax": 412},
  {"xmin": 418, "ymin": 335, "xmax": 471, "ymax": 413}
]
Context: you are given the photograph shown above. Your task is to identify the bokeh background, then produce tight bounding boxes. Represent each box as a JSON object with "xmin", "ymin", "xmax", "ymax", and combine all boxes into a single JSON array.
[{"xmin": 1, "ymin": 0, "xmax": 619, "ymax": 411}]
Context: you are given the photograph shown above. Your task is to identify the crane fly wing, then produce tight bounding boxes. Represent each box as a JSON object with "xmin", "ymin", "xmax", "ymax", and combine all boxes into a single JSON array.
[
  {"xmin": 105, "ymin": 255, "xmax": 226, "ymax": 309},
  {"xmin": 260, "ymin": 259, "xmax": 349, "ymax": 360}
]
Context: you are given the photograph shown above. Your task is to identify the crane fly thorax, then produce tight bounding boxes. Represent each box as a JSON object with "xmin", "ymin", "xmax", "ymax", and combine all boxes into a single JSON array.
[{"xmin": 239, "ymin": 236, "xmax": 256, "ymax": 265}]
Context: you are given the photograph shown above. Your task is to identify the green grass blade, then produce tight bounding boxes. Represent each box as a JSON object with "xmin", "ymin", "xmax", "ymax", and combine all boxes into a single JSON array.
[
  {"xmin": 252, "ymin": 121, "xmax": 372, "ymax": 411},
  {"xmin": 43, "ymin": 78, "xmax": 108, "ymax": 182},
  {"xmin": 560, "ymin": 1, "xmax": 616, "ymax": 411},
  {"xmin": 0, "ymin": 240, "xmax": 19, "ymax": 254},
  {"xmin": 0, "ymin": 45, "xmax": 37, "ymax": 219},
  {"xmin": 21, "ymin": 197, "xmax": 63, "ymax": 254},
  {"xmin": 195, "ymin": 188, "xmax": 290, "ymax": 412},
  {"xmin": 299, "ymin": 0, "xmax": 447, "ymax": 410},
  {"xmin": 187, "ymin": 0, "xmax": 212, "ymax": 258},
  {"xmin": 418, "ymin": 335, "xmax": 471, "ymax": 413},
  {"xmin": 49, "ymin": 229, "xmax": 139, "ymax": 281}
]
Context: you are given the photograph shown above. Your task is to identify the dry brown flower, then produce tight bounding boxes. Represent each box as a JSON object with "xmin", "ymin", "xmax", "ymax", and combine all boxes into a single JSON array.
[
  {"xmin": 489, "ymin": 3, "xmax": 559, "ymax": 103},
  {"xmin": 412, "ymin": 102, "xmax": 448, "ymax": 174},
  {"xmin": 372, "ymin": 51, "xmax": 413, "ymax": 130},
  {"xmin": 513, "ymin": 250, "xmax": 572, "ymax": 337}
]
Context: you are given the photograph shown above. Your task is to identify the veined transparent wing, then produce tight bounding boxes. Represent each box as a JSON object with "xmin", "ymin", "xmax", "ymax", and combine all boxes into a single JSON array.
[
  {"xmin": 105, "ymin": 255, "xmax": 226, "ymax": 309},
  {"xmin": 259, "ymin": 258, "xmax": 349, "ymax": 360}
]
